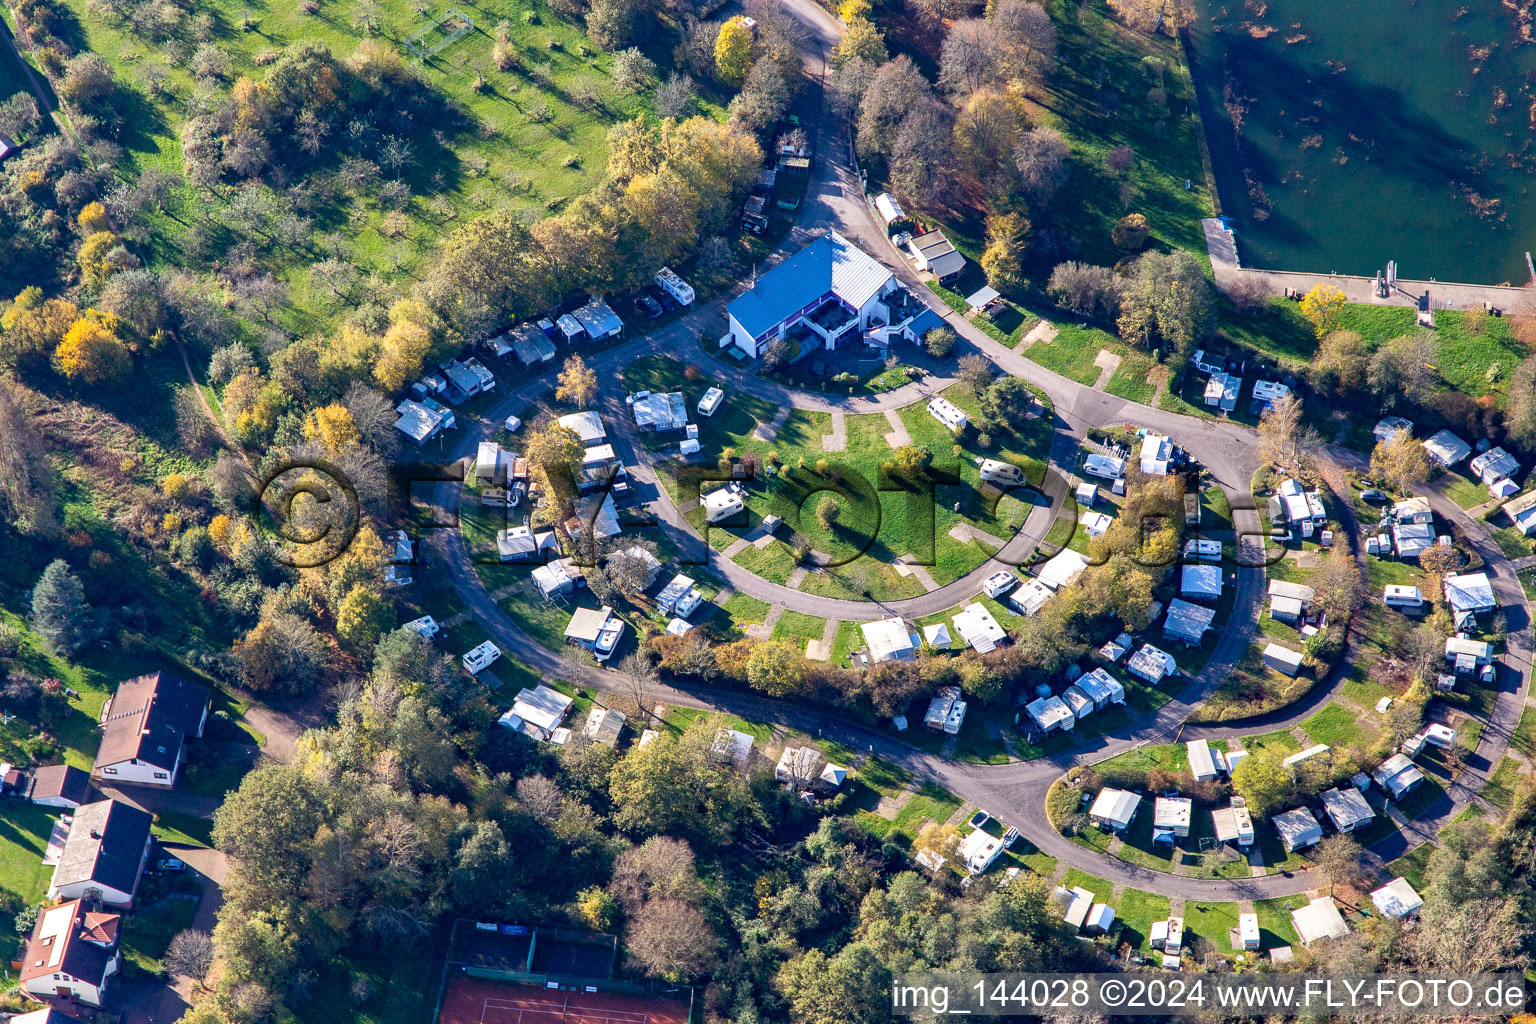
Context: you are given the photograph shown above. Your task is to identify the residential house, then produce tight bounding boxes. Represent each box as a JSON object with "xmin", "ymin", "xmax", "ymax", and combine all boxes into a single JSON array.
[
  {"xmin": 1422, "ymin": 429, "xmax": 1471, "ymax": 468},
  {"xmin": 861, "ymin": 617, "xmax": 917, "ymax": 663},
  {"xmin": 47, "ymin": 800, "xmax": 153, "ymax": 907},
  {"xmin": 497, "ymin": 685, "xmax": 575, "ymax": 741},
  {"xmin": 1470, "ymin": 446, "xmax": 1519, "ymax": 487},
  {"xmin": 27, "ymin": 766, "xmax": 90, "ymax": 809},
  {"xmin": 1061, "ymin": 886, "xmax": 1095, "ymax": 931},
  {"xmin": 393, "ymin": 398, "xmax": 453, "ymax": 445},
  {"xmin": 1373, "ymin": 415, "xmax": 1413, "ymax": 443},
  {"xmin": 505, "ymin": 324, "xmax": 556, "ymax": 367},
  {"xmin": 1180, "ymin": 565, "xmax": 1222, "ymax": 601},
  {"xmin": 1291, "ymin": 897, "xmax": 1349, "ymax": 947},
  {"xmin": 496, "ymin": 526, "xmax": 559, "ymax": 564},
  {"xmin": 952, "ymin": 602, "xmax": 1007, "ymax": 652},
  {"xmin": 583, "ymin": 708, "xmax": 625, "ymax": 748},
  {"xmin": 579, "ymin": 445, "xmax": 623, "ymax": 492},
  {"xmin": 927, "ymin": 396, "xmax": 969, "ymax": 432},
  {"xmin": 1187, "ymin": 739, "xmax": 1220, "ymax": 783},
  {"xmin": 1163, "ymin": 599, "xmax": 1215, "ymax": 646},
  {"xmin": 1267, "ymin": 579, "xmax": 1316, "ymax": 624},
  {"xmin": 1370, "ymin": 877, "xmax": 1424, "ymax": 919},
  {"xmin": 1127, "ymin": 644, "xmax": 1178, "ymax": 684},
  {"xmin": 93, "ymin": 673, "xmax": 209, "ymax": 788},
  {"xmin": 1269, "ymin": 479, "xmax": 1326, "ymax": 528},
  {"xmin": 1263, "ymin": 643, "xmax": 1305, "ymax": 677},
  {"xmin": 1075, "ymin": 667, "xmax": 1125, "ymax": 707},
  {"xmin": 1444, "ymin": 572, "xmax": 1496, "ymax": 629},
  {"xmin": 14, "ymin": 1010, "xmax": 93, "ymax": 1024},
  {"xmin": 531, "ymin": 562, "xmax": 576, "ymax": 600},
  {"xmin": 724, "ymin": 232, "xmax": 900, "ymax": 358},
  {"xmin": 1393, "ymin": 496, "xmax": 1433, "ymax": 524},
  {"xmin": 1097, "ymin": 632, "xmax": 1132, "ymax": 663},
  {"xmin": 1319, "ymin": 786, "xmax": 1374, "ymax": 832},
  {"xmin": 1024, "ymin": 695, "xmax": 1074, "ymax": 734},
  {"xmin": 924, "ymin": 686, "xmax": 967, "ymax": 734},
  {"xmin": 1152, "ymin": 796, "xmax": 1193, "ymax": 841},
  {"xmin": 564, "ymin": 606, "xmax": 625, "ymax": 662},
  {"xmin": 565, "ymin": 492, "xmax": 622, "ymax": 543},
  {"xmin": 1211, "ymin": 800, "xmax": 1255, "ymax": 849},
  {"xmin": 710, "ymin": 727, "xmax": 755, "ymax": 767},
  {"xmin": 20, "ymin": 899, "xmax": 121, "ymax": 1008},
  {"xmin": 906, "ymin": 230, "xmax": 966, "ymax": 282},
  {"xmin": 1088, "ymin": 788, "xmax": 1141, "ymax": 832},
  {"xmin": 1372, "ymin": 753, "xmax": 1425, "ymax": 800},
  {"xmin": 1272, "ymin": 807, "xmax": 1323, "ymax": 853}
]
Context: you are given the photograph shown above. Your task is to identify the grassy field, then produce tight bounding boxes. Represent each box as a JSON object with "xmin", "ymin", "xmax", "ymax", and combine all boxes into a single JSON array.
[
  {"xmin": 1512, "ymin": 706, "xmax": 1536, "ymax": 758},
  {"xmin": 1252, "ymin": 895, "xmax": 1306, "ymax": 948},
  {"xmin": 33, "ymin": 0, "xmax": 710, "ymax": 341},
  {"xmin": 1483, "ymin": 756, "xmax": 1526, "ymax": 808},
  {"xmin": 857, "ymin": 782, "xmax": 962, "ymax": 846},
  {"xmin": 1302, "ymin": 703, "xmax": 1371, "ymax": 749},
  {"xmin": 625, "ymin": 355, "xmax": 1051, "ymax": 603},
  {"xmin": 1116, "ymin": 887, "xmax": 1172, "ymax": 953},
  {"xmin": 1385, "ymin": 843, "xmax": 1435, "ymax": 892},
  {"xmin": 1183, "ymin": 900, "xmax": 1243, "ymax": 952}
]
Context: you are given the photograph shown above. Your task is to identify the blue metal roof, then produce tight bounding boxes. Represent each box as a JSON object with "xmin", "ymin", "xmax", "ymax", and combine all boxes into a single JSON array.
[
  {"xmin": 907, "ymin": 308, "xmax": 944, "ymax": 338},
  {"xmin": 727, "ymin": 232, "xmax": 892, "ymax": 340}
]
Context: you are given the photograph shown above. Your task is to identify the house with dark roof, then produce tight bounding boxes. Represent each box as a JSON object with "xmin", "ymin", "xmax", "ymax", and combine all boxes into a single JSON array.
[
  {"xmin": 724, "ymin": 232, "xmax": 900, "ymax": 358},
  {"xmin": 12, "ymin": 1008, "xmax": 93, "ymax": 1024},
  {"xmin": 47, "ymin": 799, "xmax": 153, "ymax": 907},
  {"xmin": 20, "ymin": 899, "xmax": 121, "ymax": 1008},
  {"xmin": 906, "ymin": 229, "xmax": 966, "ymax": 283},
  {"xmin": 27, "ymin": 765, "xmax": 91, "ymax": 808},
  {"xmin": 92, "ymin": 673, "xmax": 209, "ymax": 788}
]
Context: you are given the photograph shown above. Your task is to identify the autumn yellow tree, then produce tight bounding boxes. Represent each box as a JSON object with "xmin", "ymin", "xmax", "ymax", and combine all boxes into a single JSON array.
[
  {"xmin": 373, "ymin": 300, "xmax": 436, "ymax": 393},
  {"xmin": 1300, "ymin": 283, "xmax": 1347, "ymax": 337},
  {"xmin": 1370, "ymin": 428, "xmax": 1430, "ymax": 495},
  {"xmin": 525, "ymin": 424, "xmax": 584, "ymax": 525},
  {"xmin": 1, "ymin": 289, "xmax": 77, "ymax": 369},
  {"xmin": 556, "ymin": 354, "xmax": 599, "ymax": 409},
  {"xmin": 979, "ymin": 210, "xmax": 1030, "ymax": 289},
  {"xmin": 303, "ymin": 403, "xmax": 360, "ymax": 451},
  {"xmin": 77, "ymin": 230, "xmax": 133, "ymax": 287},
  {"xmin": 714, "ymin": 17, "xmax": 754, "ymax": 87},
  {"xmin": 335, "ymin": 584, "xmax": 393, "ymax": 652},
  {"xmin": 76, "ymin": 201, "xmax": 110, "ymax": 234},
  {"xmin": 208, "ymin": 514, "xmax": 233, "ymax": 547},
  {"xmin": 53, "ymin": 316, "xmax": 130, "ymax": 383}
]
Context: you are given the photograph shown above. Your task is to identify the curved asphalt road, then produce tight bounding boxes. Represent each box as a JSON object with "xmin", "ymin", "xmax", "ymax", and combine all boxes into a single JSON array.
[{"xmin": 417, "ymin": 0, "xmax": 1530, "ymax": 899}]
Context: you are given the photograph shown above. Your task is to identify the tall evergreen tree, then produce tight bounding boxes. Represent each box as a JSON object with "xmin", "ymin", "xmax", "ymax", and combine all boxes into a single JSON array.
[{"xmin": 29, "ymin": 559, "xmax": 92, "ymax": 656}]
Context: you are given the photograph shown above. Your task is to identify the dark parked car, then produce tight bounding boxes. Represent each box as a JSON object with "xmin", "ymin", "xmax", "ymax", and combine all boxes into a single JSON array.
[
  {"xmin": 1361, "ymin": 489, "xmax": 1389, "ymax": 503},
  {"xmin": 635, "ymin": 295, "xmax": 663, "ymax": 319},
  {"xmin": 649, "ymin": 287, "xmax": 678, "ymax": 311}
]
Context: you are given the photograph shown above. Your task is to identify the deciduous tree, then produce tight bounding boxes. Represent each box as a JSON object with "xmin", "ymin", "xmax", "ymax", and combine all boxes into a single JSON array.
[
  {"xmin": 1370, "ymin": 429, "xmax": 1430, "ymax": 495},
  {"xmin": 557, "ymin": 355, "xmax": 599, "ymax": 409},
  {"xmin": 1300, "ymin": 283, "xmax": 1347, "ymax": 337}
]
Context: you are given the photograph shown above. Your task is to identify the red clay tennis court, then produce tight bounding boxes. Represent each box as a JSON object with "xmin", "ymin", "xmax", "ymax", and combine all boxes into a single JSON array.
[{"xmin": 439, "ymin": 975, "xmax": 690, "ymax": 1024}]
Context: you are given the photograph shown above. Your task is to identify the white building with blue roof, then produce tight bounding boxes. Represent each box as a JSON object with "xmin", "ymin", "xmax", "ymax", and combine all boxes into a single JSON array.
[{"xmin": 725, "ymin": 232, "xmax": 927, "ymax": 358}]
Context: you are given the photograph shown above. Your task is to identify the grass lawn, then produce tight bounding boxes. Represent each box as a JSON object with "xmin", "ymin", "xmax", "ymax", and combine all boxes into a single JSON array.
[
  {"xmin": 1439, "ymin": 471, "xmax": 1491, "ymax": 511},
  {"xmin": 122, "ymin": 896, "xmax": 199, "ymax": 977},
  {"xmin": 1432, "ymin": 310, "xmax": 1528, "ymax": 401},
  {"xmin": 1243, "ymin": 729, "xmax": 1303, "ymax": 757},
  {"xmin": 1183, "ymin": 901, "xmax": 1243, "ymax": 952},
  {"xmin": 1116, "ymin": 888, "xmax": 1172, "ymax": 953},
  {"xmin": 1512, "ymin": 706, "xmax": 1536, "ymax": 758},
  {"xmin": 858, "ymin": 782, "xmax": 963, "ymax": 846},
  {"xmin": 1483, "ymin": 756, "xmax": 1525, "ymax": 808},
  {"xmin": 1302, "ymin": 703, "xmax": 1372, "ymax": 749},
  {"xmin": 770, "ymin": 610, "xmax": 825, "ymax": 645},
  {"xmin": 659, "ymin": 706, "xmax": 771, "ymax": 743},
  {"xmin": 0, "ymin": 803, "xmax": 60, "ymax": 911},
  {"xmin": 720, "ymin": 591, "xmax": 771, "ymax": 627},
  {"xmin": 1060, "ymin": 868, "xmax": 1112, "ymax": 904},
  {"xmin": 1252, "ymin": 895, "xmax": 1307, "ymax": 949},
  {"xmin": 43, "ymin": 0, "xmax": 708, "ymax": 341},
  {"xmin": 1385, "ymin": 843, "xmax": 1435, "ymax": 892}
]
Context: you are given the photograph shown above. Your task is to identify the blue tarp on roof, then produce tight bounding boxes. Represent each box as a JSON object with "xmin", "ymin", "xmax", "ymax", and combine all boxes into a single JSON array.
[{"xmin": 727, "ymin": 232, "xmax": 892, "ymax": 340}]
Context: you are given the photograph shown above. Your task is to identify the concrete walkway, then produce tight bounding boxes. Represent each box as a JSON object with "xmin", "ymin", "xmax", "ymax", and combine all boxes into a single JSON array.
[
  {"xmin": 882, "ymin": 408, "xmax": 912, "ymax": 448},
  {"xmin": 822, "ymin": 410, "xmax": 847, "ymax": 451},
  {"xmin": 1203, "ymin": 218, "xmax": 1536, "ymax": 310}
]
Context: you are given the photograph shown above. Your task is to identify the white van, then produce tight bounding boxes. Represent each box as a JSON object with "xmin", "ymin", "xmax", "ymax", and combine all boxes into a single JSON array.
[{"xmin": 462, "ymin": 641, "xmax": 501, "ymax": 674}]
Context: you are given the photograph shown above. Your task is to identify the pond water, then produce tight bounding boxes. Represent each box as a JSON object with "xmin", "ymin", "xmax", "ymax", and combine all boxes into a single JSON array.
[{"xmin": 1185, "ymin": 0, "xmax": 1536, "ymax": 284}]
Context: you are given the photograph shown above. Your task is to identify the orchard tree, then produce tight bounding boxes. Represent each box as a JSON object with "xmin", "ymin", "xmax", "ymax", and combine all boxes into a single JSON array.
[
  {"xmin": 1111, "ymin": 213, "xmax": 1149, "ymax": 251},
  {"xmin": 923, "ymin": 326, "xmax": 956, "ymax": 358},
  {"xmin": 54, "ymin": 318, "xmax": 130, "ymax": 384},
  {"xmin": 980, "ymin": 210, "xmax": 1029, "ymax": 288}
]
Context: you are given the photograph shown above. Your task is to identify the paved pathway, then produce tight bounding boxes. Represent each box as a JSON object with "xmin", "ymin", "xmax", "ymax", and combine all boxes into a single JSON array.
[
  {"xmin": 882, "ymin": 408, "xmax": 912, "ymax": 448},
  {"xmin": 754, "ymin": 406, "xmax": 792, "ymax": 442},
  {"xmin": 822, "ymin": 410, "xmax": 847, "ymax": 451},
  {"xmin": 1203, "ymin": 218, "xmax": 1536, "ymax": 310}
]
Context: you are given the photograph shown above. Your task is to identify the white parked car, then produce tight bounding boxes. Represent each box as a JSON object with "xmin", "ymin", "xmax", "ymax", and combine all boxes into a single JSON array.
[
  {"xmin": 462, "ymin": 641, "xmax": 501, "ymax": 674},
  {"xmin": 697, "ymin": 387, "xmax": 725, "ymax": 417},
  {"xmin": 504, "ymin": 415, "xmax": 522, "ymax": 433}
]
